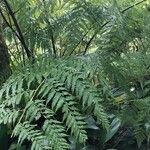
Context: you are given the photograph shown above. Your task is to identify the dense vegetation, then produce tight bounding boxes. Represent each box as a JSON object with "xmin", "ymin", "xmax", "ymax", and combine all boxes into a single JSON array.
[{"xmin": 0, "ymin": 0, "xmax": 150, "ymax": 149}]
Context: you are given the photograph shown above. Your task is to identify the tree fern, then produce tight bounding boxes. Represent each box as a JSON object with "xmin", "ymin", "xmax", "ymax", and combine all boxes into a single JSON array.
[{"xmin": 0, "ymin": 58, "xmax": 109, "ymax": 150}]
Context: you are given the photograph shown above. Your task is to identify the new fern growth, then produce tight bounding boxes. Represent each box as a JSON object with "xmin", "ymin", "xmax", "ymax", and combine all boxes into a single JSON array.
[{"xmin": 0, "ymin": 58, "xmax": 109, "ymax": 150}]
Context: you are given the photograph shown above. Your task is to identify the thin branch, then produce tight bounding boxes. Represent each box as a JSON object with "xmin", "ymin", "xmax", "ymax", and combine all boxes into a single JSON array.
[
  {"xmin": 7, "ymin": 13, "xmax": 25, "ymax": 65},
  {"xmin": 42, "ymin": 0, "xmax": 57, "ymax": 58},
  {"xmin": 65, "ymin": 30, "xmax": 89, "ymax": 56},
  {"xmin": 83, "ymin": 21, "xmax": 109, "ymax": 55},
  {"xmin": 68, "ymin": 21, "xmax": 105, "ymax": 56},
  {"xmin": 13, "ymin": 0, "xmax": 28, "ymax": 15},
  {"xmin": 83, "ymin": 0, "xmax": 147, "ymax": 55},
  {"xmin": 1, "ymin": 0, "xmax": 34, "ymax": 61},
  {"xmin": 121, "ymin": 0, "xmax": 147, "ymax": 13},
  {"xmin": 0, "ymin": 8, "xmax": 20, "ymax": 40},
  {"xmin": 45, "ymin": 20, "xmax": 56, "ymax": 58}
]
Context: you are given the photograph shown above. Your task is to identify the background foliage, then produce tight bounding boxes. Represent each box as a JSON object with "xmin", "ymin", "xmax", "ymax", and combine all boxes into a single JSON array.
[{"xmin": 0, "ymin": 0, "xmax": 150, "ymax": 149}]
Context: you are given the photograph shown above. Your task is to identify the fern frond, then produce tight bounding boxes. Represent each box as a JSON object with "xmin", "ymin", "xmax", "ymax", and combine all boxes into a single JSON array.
[
  {"xmin": 12, "ymin": 122, "xmax": 51, "ymax": 150},
  {"xmin": 134, "ymin": 126, "xmax": 146, "ymax": 148},
  {"xmin": 39, "ymin": 78, "xmax": 88, "ymax": 143},
  {"xmin": 0, "ymin": 58, "xmax": 110, "ymax": 149},
  {"xmin": 56, "ymin": 69, "xmax": 109, "ymax": 130},
  {"xmin": 43, "ymin": 120, "xmax": 69, "ymax": 150},
  {"xmin": 0, "ymin": 106, "xmax": 19, "ymax": 125}
]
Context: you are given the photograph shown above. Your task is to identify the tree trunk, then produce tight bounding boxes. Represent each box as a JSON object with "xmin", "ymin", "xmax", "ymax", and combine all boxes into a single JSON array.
[
  {"xmin": 0, "ymin": 20, "xmax": 12, "ymax": 150},
  {"xmin": 0, "ymin": 32, "xmax": 11, "ymax": 84}
]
